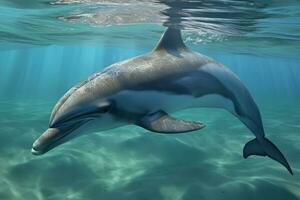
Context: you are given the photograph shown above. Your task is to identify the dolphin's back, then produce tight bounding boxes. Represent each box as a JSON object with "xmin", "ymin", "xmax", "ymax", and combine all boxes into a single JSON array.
[{"xmin": 108, "ymin": 49, "xmax": 210, "ymax": 88}]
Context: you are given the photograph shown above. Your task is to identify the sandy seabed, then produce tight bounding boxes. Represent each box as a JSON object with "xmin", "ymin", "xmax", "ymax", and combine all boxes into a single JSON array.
[{"xmin": 0, "ymin": 100, "xmax": 299, "ymax": 200}]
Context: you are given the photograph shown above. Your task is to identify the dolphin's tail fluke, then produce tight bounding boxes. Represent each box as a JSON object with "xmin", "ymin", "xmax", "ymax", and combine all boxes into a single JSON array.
[{"xmin": 243, "ymin": 137, "xmax": 293, "ymax": 175}]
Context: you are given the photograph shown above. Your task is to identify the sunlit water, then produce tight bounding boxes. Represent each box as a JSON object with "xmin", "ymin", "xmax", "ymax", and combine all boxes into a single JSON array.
[{"xmin": 0, "ymin": 1, "xmax": 300, "ymax": 200}]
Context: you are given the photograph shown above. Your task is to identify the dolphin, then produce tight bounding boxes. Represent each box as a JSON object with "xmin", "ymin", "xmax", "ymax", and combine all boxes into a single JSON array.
[{"xmin": 32, "ymin": 27, "xmax": 293, "ymax": 174}]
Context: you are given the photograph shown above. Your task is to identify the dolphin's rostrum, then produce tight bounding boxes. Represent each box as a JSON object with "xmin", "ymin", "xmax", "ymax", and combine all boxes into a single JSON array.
[{"xmin": 32, "ymin": 27, "xmax": 293, "ymax": 175}]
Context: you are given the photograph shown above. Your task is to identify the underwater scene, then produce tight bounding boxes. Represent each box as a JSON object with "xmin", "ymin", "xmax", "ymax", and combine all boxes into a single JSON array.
[{"xmin": 0, "ymin": 0, "xmax": 300, "ymax": 200}]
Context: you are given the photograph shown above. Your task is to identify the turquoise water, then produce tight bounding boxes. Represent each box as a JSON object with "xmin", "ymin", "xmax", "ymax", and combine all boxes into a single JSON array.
[{"xmin": 1, "ymin": 1, "xmax": 300, "ymax": 200}]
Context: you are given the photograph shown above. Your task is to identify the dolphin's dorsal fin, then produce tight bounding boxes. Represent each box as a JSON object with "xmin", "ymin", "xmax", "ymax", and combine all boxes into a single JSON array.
[{"xmin": 154, "ymin": 27, "xmax": 186, "ymax": 51}]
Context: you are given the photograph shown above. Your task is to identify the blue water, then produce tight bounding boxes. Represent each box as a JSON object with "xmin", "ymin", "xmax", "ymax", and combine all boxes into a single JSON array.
[{"xmin": 0, "ymin": 1, "xmax": 300, "ymax": 200}]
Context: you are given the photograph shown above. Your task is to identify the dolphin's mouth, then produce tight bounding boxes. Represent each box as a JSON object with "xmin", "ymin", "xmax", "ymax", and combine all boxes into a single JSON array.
[
  {"xmin": 31, "ymin": 128, "xmax": 71, "ymax": 155},
  {"xmin": 31, "ymin": 132, "xmax": 69, "ymax": 155},
  {"xmin": 31, "ymin": 146, "xmax": 48, "ymax": 155},
  {"xmin": 32, "ymin": 120, "xmax": 89, "ymax": 155}
]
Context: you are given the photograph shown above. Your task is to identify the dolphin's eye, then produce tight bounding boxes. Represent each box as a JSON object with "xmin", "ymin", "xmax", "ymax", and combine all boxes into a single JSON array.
[
  {"xmin": 97, "ymin": 100, "xmax": 114, "ymax": 113},
  {"xmin": 100, "ymin": 105, "xmax": 111, "ymax": 113},
  {"xmin": 97, "ymin": 103, "xmax": 113, "ymax": 113}
]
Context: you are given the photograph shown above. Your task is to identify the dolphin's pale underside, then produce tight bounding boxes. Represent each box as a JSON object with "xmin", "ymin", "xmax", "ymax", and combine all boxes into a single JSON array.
[{"xmin": 32, "ymin": 27, "xmax": 293, "ymax": 175}]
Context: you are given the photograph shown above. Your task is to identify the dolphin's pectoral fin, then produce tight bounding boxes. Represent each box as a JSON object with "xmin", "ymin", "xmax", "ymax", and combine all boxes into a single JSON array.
[
  {"xmin": 136, "ymin": 110, "xmax": 205, "ymax": 133},
  {"xmin": 243, "ymin": 138, "xmax": 293, "ymax": 175}
]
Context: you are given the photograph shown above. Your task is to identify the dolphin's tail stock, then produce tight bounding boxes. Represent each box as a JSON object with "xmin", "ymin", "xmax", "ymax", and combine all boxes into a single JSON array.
[{"xmin": 243, "ymin": 137, "xmax": 293, "ymax": 175}]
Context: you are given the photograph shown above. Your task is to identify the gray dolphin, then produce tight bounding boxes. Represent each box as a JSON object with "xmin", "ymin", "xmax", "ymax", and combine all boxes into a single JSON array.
[{"xmin": 32, "ymin": 27, "xmax": 293, "ymax": 174}]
